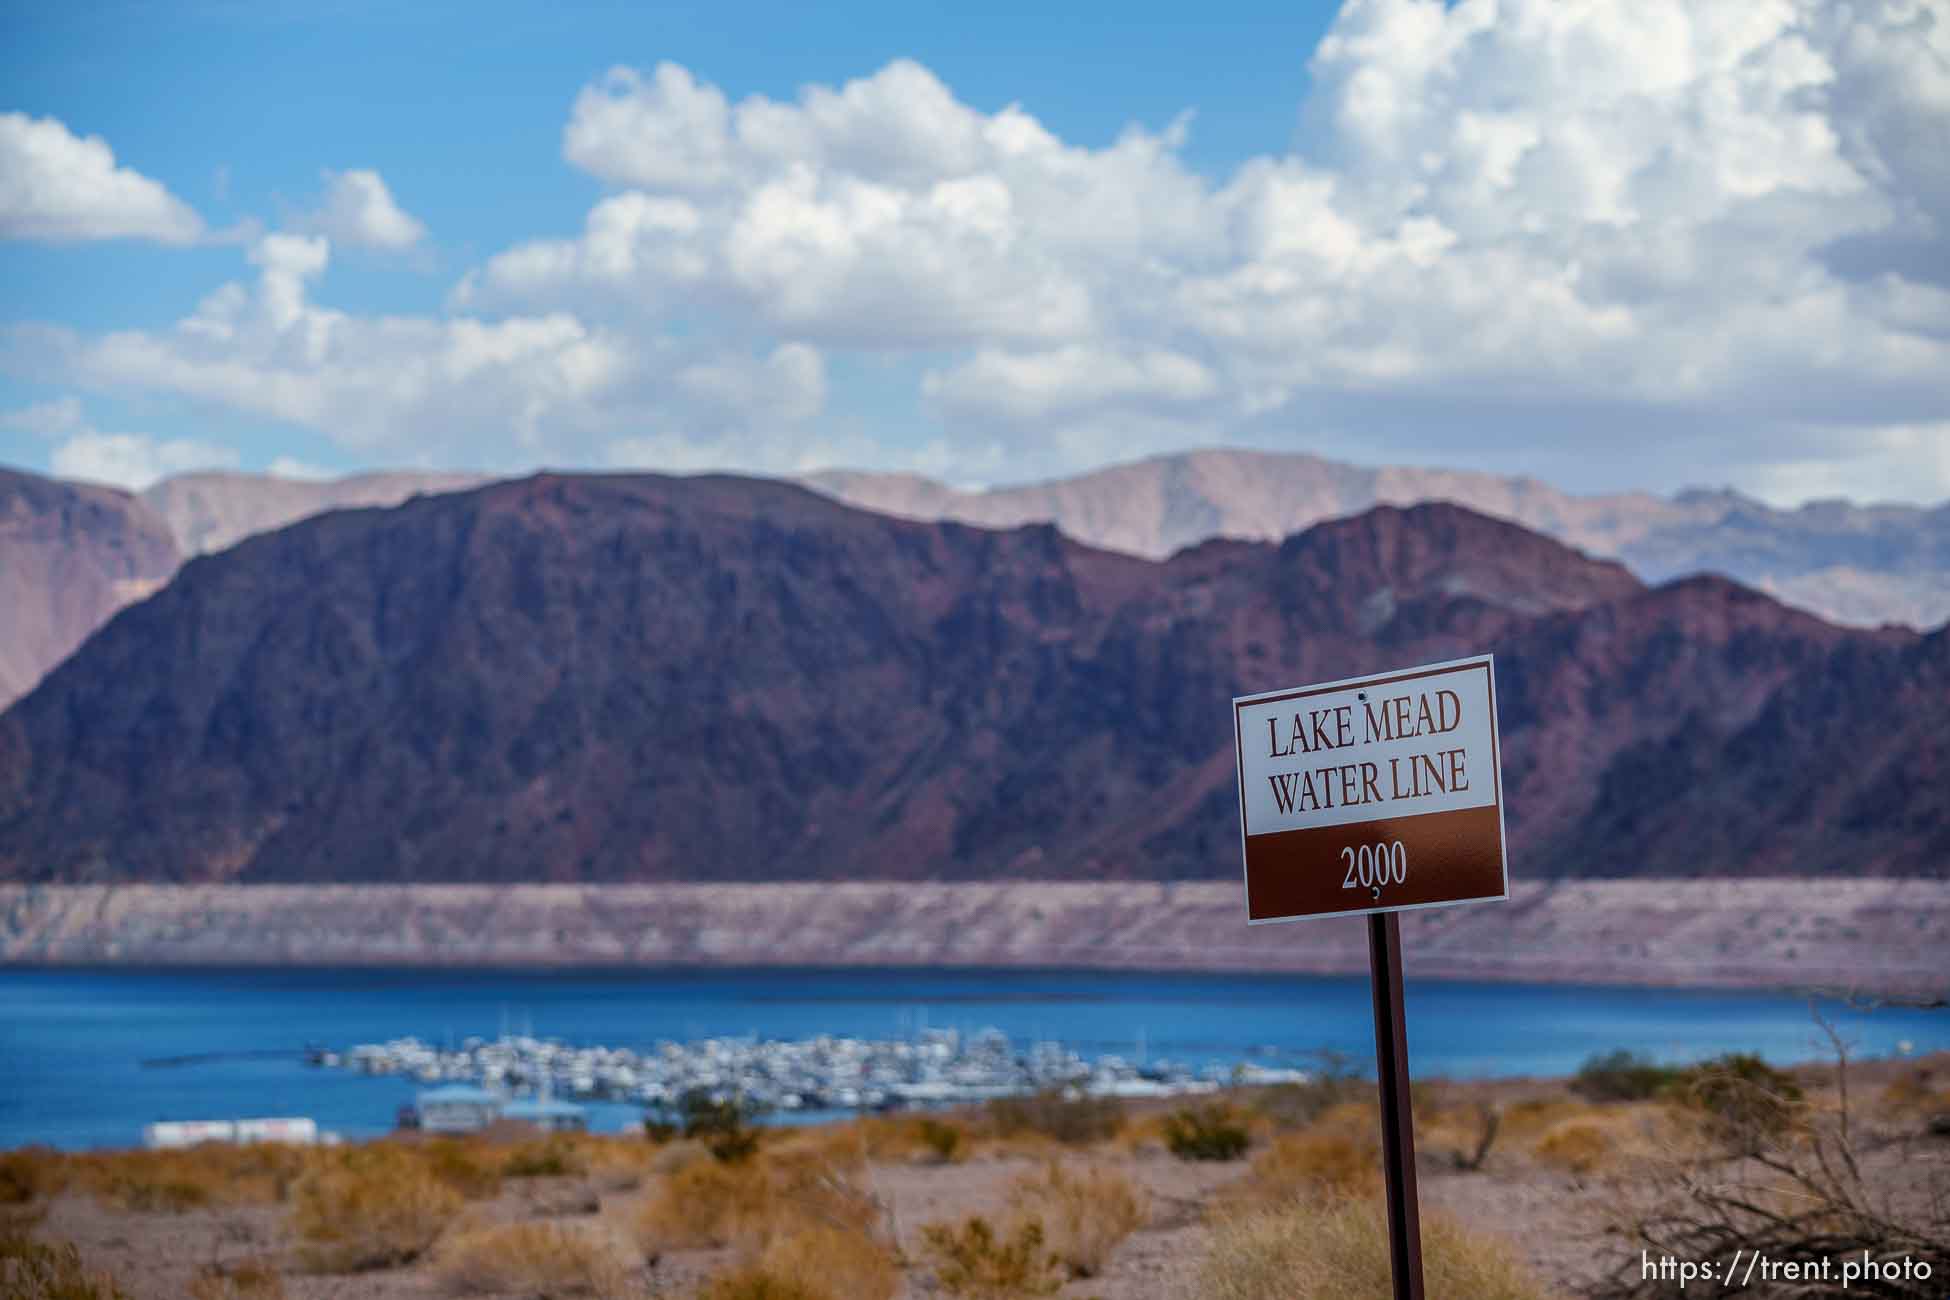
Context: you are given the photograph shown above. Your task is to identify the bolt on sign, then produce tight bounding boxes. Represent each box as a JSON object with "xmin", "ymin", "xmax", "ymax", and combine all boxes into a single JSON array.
[{"xmin": 1233, "ymin": 654, "xmax": 1508, "ymax": 924}]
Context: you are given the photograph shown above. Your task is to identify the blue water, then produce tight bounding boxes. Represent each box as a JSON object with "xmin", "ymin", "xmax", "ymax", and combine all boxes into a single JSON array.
[{"xmin": 3, "ymin": 966, "xmax": 1945, "ymax": 1150}]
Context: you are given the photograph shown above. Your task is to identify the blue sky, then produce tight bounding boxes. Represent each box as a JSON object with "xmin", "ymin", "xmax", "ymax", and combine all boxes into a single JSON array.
[{"xmin": 2, "ymin": 0, "xmax": 1946, "ymax": 502}]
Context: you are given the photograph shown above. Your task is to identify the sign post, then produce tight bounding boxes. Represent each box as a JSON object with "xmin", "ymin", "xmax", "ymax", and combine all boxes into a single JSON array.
[{"xmin": 1233, "ymin": 655, "xmax": 1508, "ymax": 1300}]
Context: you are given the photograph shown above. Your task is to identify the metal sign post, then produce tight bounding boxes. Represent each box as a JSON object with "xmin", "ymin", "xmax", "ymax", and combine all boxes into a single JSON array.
[
  {"xmin": 1232, "ymin": 655, "xmax": 1508, "ymax": 1300},
  {"xmin": 1369, "ymin": 912, "xmax": 1424, "ymax": 1300}
]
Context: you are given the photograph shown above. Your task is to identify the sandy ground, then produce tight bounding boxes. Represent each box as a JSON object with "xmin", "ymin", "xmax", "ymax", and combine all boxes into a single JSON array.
[{"xmin": 26, "ymin": 1054, "xmax": 1950, "ymax": 1300}]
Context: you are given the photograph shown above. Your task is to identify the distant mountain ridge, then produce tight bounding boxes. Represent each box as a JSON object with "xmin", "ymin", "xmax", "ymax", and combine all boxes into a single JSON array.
[
  {"xmin": 1, "ymin": 473, "xmax": 1938, "ymax": 886},
  {"xmin": 805, "ymin": 449, "xmax": 1950, "ymax": 630},
  {"xmin": 2, "ymin": 447, "xmax": 1944, "ymax": 710},
  {"xmin": 142, "ymin": 470, "xmax": 488, "ymax": 556}
]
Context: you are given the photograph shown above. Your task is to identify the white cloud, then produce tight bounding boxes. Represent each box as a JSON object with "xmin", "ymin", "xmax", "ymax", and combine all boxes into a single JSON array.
[
  {"xmin": 51, "ymin": 431, "xmax": 240, "ymax": 491},
  {"xmin": 447, "ymin": 8, "xmax": 1948, "ymax": 491},
  {"xmin": 1745, "ymin": 420, "xmax": 1950, "ymax": 505},
  {"xmin": 4, "ymin": 230, "xmax": 827, "ymax": 474},
  {"xmin": 8, "ymin": 1, "xmax": 1948, "ymax": 498},
  {"xmin": 0, "ymin": 113, "xmax": 204, "ymax": 245},
  {"xmin": 2, "ymin": 396, "xmax": 240, "ymax": 491},
  {"xmin": 0, "ymin": 396, "xmax": 89, "ymax": 436},
  {"xmin": 299, "ymin": 169, "xmax": 427, "ymax": 250},
  {"xmin": 267, "ymin": 456, "xmax": 335, "ymax": 480}
]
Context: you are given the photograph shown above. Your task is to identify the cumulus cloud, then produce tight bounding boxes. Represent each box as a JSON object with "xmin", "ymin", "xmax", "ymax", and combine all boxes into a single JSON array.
[
  {"xmin": 9, "ymin": 0, "xmax": 1949, "ymax": 498},
  {"xmin": 3, "ymin": 228, "xmax": 828, "ymax": 474},
  {"xmin": 267, "ymin": 456, "xmax": 335, "ymax": 480},
  {"xmin": 457, "ymin": 2, "xmax": 1950, "ymax": 495},
  {"xmin": 0, "ymin": 112, "xmax": 205, "ymax": 244},
  {"xmin": 50, "ymin": 430, "xmax": 240, "ymax": 491},
  {"xmin": 298, "ymin": 169, "xmax": 427, "ymax": 249},
  {"xmin": 1, "ymin": 396, "xmax": 240, "ymax": 490}
]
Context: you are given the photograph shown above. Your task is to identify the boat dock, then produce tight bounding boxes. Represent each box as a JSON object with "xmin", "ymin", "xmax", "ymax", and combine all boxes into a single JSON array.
[{"xmin": 312, "ymin": 1027, "xmax": 1310, "ymax": 1114}]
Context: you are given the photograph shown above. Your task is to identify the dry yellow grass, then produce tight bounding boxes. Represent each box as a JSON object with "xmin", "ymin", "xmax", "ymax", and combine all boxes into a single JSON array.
[
  {"xmin": 1533, "ymin": 1120, "xmax": 1613, "ymax": 1175},
  {"xmin": 1, "ymin": 1233, "xmax": 131, "ymax": 1300},
  {"xmin": 1309, "ymin": 1100, "xmax": 1381, "ymax": 1135},
  {"xmin": 1228, "ymin": 1130, "xmax": 1381, "ymax": 1208},
  {"xmin": 186, "ymin": 1258, "xmax": 286, "ymax": 1300},
  {"xmin": 1196, "ymin": 1198, "xmax": 1546, "ymax": 1300},
  {"xmin": 418, "ymin": 1138, "xmax": 504, "ymax": 1200},
  {"xmin": 288, "ymin": 1146, "xmax": 464, "ymax": 1271},
  {"xmin": 637, "ymin": 1159, "xmax": 772, "ymax": 1250},
  {"xmin": 1498, "ymin": 1097, "xmax": 1600, "ymax": 1140},
  {"xmin": 0, "ymin": 1149, "xmax": 67, "ymax": 1206},
  {"xmin": 753, "ymin": 1225, "xmax": 899, "ymax": 1300},
  {"xmin": 1005, "ymin": 1161, "xmax": 1148, "ymax": 1279},
  {"xmin": 68, "ymin": 1142, "xmax": 314, "ymax": 1212},
  {"xmin": 434, "ymin": 1219, "xmax": 635, "ymax": 1298},
  {"xmin": 694, "ymin": 1263, "xmax": 833, "ymax": 1300},
  {"xmin": 572, "ymin": 1133, "xmax": 661, "ymax": 1191},
  {"xmin": 917, "ymin": 1214, "xmax": 1064, "ymax": 1300},
  {"xmin": 635, "ymin": 1147, "xmax": 888, "ymax": 1256}
]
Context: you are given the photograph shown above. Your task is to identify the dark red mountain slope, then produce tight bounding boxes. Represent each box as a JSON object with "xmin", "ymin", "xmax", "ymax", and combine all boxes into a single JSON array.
[{"xmin": 0, "ymin": 474, "xmax": 1932, "ymax": 883}]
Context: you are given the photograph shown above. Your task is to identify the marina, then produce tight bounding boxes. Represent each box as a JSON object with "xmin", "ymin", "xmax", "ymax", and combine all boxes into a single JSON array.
[{"xmin": 318, "ymin": 1027, "xmax": 1270, "ymax": 1120}]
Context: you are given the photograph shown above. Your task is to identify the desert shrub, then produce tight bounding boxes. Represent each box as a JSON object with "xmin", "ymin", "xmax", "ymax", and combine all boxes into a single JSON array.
[
  {"xmin": 76, "ymin": 1151, "xmax": 217, "ymax": 1213},
  {"xmin": 1309, "ymin": 1098, "xmax": 1383, "ymax": 1138},
  {"xmin": 665, "ymin": 1090, "xmax": 768, "ymax": 1164},
  {"xmin": 1423, "ymin": 1099, "xmax": 1501, "ymax": 1172},
  {"xmin": 1163, "ymin": 1103, "xmax": 1252, "ymax": 1161},
  {"xmin": 1586, "ymin": 1031, "xmax": 1950, "ymax": 1300},
  {"xmin": 0, "ymin": 1204, "xmax": 48, "ymax": 1239},
  {"xmin": 288, "ymin": 1145, "xmax": 463, "ymax": 1271},
  {"xmin": 753, "ymin": 1225, "xmax": 899, "ymax": 1300},
  {"xmin": 919, "ymin": 1215, "xmax": 1063, "ymax": 1299},
  {"xmin": 1533, "ymin": 1121, "xmax": 1612, "ymax": 1176},
  {"xmin": 762, "ymin": 1149, "xmax": 884, "ymax": 1240},
  {"xmin": 1671, "ymin": 1053, "xmax": 1806, "ymax": 1152},
  {"xmin": 1006, "ymin": 1162, "xmax": 1147, "ymax": 1279},
  {"xmin": 1497, "ymin": 1097, "xmax": 1597, "ymax": 1140},
  {"xmin": 574, "ymin": 1134, "xmax": 658, "ymax": 1192},
  {"xmin": 435, "ymin": 1220, "xmax": 633, "ymax": 1298},
  {"xmin": 0, "ymin": 1149, "xmax": 65, "ymax": 1205},
  {"xmin": 421, "ymin": 1139, "xmax": 504, "ymax": 1200},
  {"xmin": 186, "ymin": 1258, "xmax": 286, "ymax": 1300},
  {"xmin": 638, "ymin": 1158, "xmax": 771, "ymax": 1250},
  {"xmin": 695, "ymin": 1265, "xmax": 831, "ymax": 1300},
  {"xmin": 985, "ymin": 1089, "xmax": 1123, "ymax": 1146},
  {"xmin": 917, "ymin": 1117, "xmax": 965, "ymax": 1163},
  {"xmin": 503, "ymin": 1136, "xmax": 586, "ymax": 1179},
  {"xmin": 0, "ymin": 1234, "xmax": 131, "ymax": 1300},
  {"xmin": 636, "ymin": 1146, "xmax": 886, "ymax": 1255},
  {"xmin": 1573, "ymin": 1050, "xmax": 1681, "ymax": 1103},
  {"xmin": 1233, "ymin": 1131, "xmax": 1378, "ymax": 1206},
  {"xmin": 1196, "ymin": 1198, "xmax": 1545, "ymax": 1300},
  {"xmin": 70, "ymin": 1143, "xmax": 311, "ymax": 1212}
]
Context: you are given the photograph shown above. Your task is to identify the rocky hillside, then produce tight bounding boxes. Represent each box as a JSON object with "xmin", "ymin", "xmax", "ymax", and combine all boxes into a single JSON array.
[
  {"xmin": 809, "ymin": 450, "xmax": 1950, "ymax": 630},
  {"xmin": 0, "ymin": 474, "xmax": 1938, "ymax": 885},
  {"xmin": 0, "ymin": 469, "xmax": 180, "ymax": 707}
]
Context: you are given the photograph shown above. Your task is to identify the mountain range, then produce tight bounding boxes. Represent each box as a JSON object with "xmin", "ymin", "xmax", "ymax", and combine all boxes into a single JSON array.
[
  {"xmin": 1, "ymin": 473, "xmax": 1939, "ymax": 886},
  {"xmin": 807, "ymin": 450, "xmax": 1950, "ymax": 630},
  {"xmin": 4, "ymin": 450, "xmax": 1944, "ymax": 712}
]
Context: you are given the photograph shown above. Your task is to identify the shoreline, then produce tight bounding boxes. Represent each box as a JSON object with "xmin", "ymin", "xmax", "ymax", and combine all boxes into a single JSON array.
[{"xmin": 4, "ymin": 879, "xmax": 1946, "ymax": 997}]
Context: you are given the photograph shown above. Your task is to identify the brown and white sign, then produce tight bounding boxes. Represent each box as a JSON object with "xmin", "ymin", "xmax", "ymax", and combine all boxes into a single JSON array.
[{"xmin": 1233, "ymin": 655, "xmax": 1508, "ymax": 924}]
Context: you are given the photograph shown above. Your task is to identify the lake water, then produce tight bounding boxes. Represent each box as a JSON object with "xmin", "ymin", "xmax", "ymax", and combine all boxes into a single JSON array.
[{"xmin": 3, "ymin": 965, "xmax": 1945, "ymax": 1150}]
